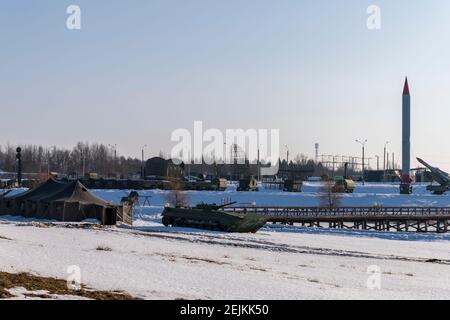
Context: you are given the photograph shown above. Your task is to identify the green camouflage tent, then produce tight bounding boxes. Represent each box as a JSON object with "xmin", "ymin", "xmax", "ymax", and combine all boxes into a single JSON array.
[{"xmin": 0, "ymin": 179, "xmax": 132, "ymax": 225}]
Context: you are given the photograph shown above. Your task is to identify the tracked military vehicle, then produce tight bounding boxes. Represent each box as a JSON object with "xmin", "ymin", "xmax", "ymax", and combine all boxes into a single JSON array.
[{"xmin": 162, "ymin": 202, "xmax": 267, "ymax": 233}]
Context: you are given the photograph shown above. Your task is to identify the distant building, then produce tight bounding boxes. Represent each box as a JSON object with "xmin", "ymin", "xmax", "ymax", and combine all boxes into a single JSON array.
[
  {"xmin": 364, "ymin": 170, "xmax": 384, "ymax": 182},
  {"xmin": 144, "ymin": 157, "xmax": 315, "ymax": 181},
  {"xmin": 145, "ymin": 157, "xmax": 184, "ymax": 178},
  {"xmin": 415, "ymin": 170, "xmax": 433, "ymax": 183},
  {"xmin": 187, "ymin": 162, "xmax": 259, "ymax": 180}
]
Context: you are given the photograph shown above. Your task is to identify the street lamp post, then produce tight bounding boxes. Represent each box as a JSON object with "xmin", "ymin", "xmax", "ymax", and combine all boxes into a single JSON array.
[{"xmin": 356, "ymin": 139, "xmax": 367, "ymax": 185}]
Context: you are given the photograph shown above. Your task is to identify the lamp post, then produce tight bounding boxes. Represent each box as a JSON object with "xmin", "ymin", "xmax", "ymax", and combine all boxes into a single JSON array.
[{"xmin": 356, "ymin": 139, "xmax": 367, "ymax": 185}]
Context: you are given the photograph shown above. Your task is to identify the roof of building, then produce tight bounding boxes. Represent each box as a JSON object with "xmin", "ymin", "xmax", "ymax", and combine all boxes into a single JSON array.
[{"xmin": 5, "ymin": 178, "xmax": 110, "ymax": 205}]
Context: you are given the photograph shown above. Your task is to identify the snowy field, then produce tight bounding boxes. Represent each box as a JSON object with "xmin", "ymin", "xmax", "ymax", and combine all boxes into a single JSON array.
[{"xmin": 1, "ymin": 182, "xmax": 450, "ymax": 300}]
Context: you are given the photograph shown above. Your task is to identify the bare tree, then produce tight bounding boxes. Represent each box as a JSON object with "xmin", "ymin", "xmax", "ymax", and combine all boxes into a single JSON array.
[
  {"xmin": 0, "ymin": 142, "xmax": 142, "ymax": 177},
  {"xmin": 164, "ymin": 180, "xmax": 190, "ymax": 208},
  {"xmin": 319, "ymin": 179, "xmax": 342, "ymax": 208}
]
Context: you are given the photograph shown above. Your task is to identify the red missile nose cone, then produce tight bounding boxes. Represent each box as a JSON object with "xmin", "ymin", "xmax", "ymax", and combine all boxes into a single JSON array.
[{"xmin": 403, "ymin": 77, "xmax": 410, "ymax": 96}]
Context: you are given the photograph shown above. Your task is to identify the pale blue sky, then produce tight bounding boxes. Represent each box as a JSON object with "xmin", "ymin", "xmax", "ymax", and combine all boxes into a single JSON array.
[{"xmin": 1, "ymin": 1, "xmax": 450, "ymax": 170}]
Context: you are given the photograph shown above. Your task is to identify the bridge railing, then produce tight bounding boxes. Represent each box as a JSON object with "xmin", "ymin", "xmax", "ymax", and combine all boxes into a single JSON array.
[{"xmin": 223, "ymin": 206, "xmax": 450, "ymax": 218}]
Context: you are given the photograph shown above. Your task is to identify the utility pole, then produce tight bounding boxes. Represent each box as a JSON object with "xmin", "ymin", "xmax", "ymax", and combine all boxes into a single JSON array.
[
  {"xmin": 285, "ymin": 145, "xmax": 289, "ymax": 164},
  {"xmin": 356, "ymin": 139, "xmax": 367, "ymax": 185},
  {"xmin": 47, "ymin": 150, "xmax": 50, "ymax": 179},
  {"xmin": 141, "ymin": 144, "xmax": 147, "ymax": 179},
  {"xmin": 188, "ymin": 151, "xmax": 191, "ymax": 177},
  {"xmin": 387, "ymin": 153, "xmax": 390, "ymax": 170},
  {"xmin": 257, "ymin": 146, "xmax": 260, "ymax": 182},
  {"xmin": 16, "ymin": 147, "xmax": 22, "ymax": 187},
  {"xmin": 392, "ymin": 152, "xmax": 395, "ymax": 170},
  {"xmin": 332, "ymin": 156, "xmax": 337, "ymax": 175},
  {"xmin": 375, "ymin": 155, "xmax": 380, "ymax": 171},
  {"xmin": 315, "ymin": 143, "xmax": 319, "ymax": 163},
  {"xmin": 81, "ymin": 150, "xmax": 86, "ymax": 178},
  {"xmin": 383, "ymin": 141, "xmax": 389, "ymax": 182},
  {"xmin": 108, "ymin": 144, "xmax": 117, "ymax": 175}
]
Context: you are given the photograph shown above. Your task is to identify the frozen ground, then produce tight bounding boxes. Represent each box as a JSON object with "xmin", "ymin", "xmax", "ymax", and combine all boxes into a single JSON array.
[{"xmin": 0, "ymin": 182, "xmax": 450, "ymax": 300}]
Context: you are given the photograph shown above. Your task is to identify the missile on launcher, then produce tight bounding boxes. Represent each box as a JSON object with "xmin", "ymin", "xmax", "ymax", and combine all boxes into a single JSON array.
[{"xmin": 416, "ymin": 157, "xmax": 450, "ymax": 195}]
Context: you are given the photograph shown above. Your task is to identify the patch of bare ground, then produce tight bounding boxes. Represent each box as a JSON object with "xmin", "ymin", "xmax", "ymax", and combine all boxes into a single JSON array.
[
  {"xmin": 383, "ymin": 270, "xmax": 415, "ymax": 277},
  {"xmin": 16, "ymin": 222, "xmax": 109, "ymax": 230},
  {"xmin": 154, "ymin": 252, "xmax": 231, "ymax": 266},
  {"xmin": 306, "ymin": 278, "xmax": 341, "ymax": 288},
  {"xmin": 0, "ymin": 272, "xmax": 135, "ymax": 300},
  {"xmin": 181, "ymin": 255, "xmax": 231, "ymax": 266},
  {"xmin": 96, "ymin": 245, "xmax": 113, "ymax": 251},
  {"xmin": 248, "ymin": 266, "xmax": 267, "ymax": 272}
]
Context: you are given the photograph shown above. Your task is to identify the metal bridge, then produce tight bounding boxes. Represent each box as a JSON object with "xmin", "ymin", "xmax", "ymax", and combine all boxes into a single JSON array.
[{"xmin": 223, "ymin": 206, "xmax": 450, "ymax": 233}]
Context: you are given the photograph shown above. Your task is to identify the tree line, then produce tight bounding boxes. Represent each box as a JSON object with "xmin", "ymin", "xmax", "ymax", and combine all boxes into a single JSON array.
[
  {"xmin": 0, "ymin": 142, "xmax": 348, "ymax": 179},
  {"xmin": 0, "ymin": 143, "xmax": 142, "ymax": 177}
]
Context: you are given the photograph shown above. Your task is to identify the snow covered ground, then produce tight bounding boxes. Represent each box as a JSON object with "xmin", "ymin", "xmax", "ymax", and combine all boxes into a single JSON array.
[
  {"xmin": 1, "ymin": 182, "xmax": 450, "ymax": 300},
  {"xmin": 1, "ymin": 219, "xmax": 450, "ymax": 299}
]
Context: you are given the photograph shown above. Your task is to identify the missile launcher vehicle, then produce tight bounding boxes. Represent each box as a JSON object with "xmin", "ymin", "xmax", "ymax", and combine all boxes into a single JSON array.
[{"xmin": 417, "ymin": 157, "xmax": 450, "ymax": 195}]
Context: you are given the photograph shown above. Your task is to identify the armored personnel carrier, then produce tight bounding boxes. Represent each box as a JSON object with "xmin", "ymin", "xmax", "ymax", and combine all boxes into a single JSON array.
[{"xmin": 162, "ymin": 202, "xmax": 267, "ymax": 233}]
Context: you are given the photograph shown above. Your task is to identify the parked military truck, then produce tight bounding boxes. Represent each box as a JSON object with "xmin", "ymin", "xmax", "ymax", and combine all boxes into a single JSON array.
[
  {"xmin": 332, "ymin": 176, "xmax": 355, "ymax": 193},
  {"xmin": 332, "ymin": 163, "xmax": 355, "ymax": 193},
  {"xmin": 237, "ymin": 176, "xmax": 259, "ymax": 192},
  {"xmin": 283, "ymin": 179, "xmax": 303, "ymax": 192},
  {"xmin": 212, "ymin": 178, "xmax": 228, "ymax": 191},
  {"xmin": 162, "ymin": 202, "xmax": 267, "ymax": 233}
]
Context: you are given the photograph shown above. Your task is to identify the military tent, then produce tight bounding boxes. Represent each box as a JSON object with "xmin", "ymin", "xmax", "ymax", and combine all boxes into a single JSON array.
[{"xmin": 0, "ymin": 179, "xmax": 131, "ymax": 225}]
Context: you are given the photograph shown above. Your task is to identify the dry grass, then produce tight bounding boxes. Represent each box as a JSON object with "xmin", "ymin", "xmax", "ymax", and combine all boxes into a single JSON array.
[
  {"xmin": 181, "ymin": 255, "xmax": 230, "ymax": 266},
  {"xmin": 155, "ymin": 252, "xmax": 230, "ymax": 266},
  {"xmin": 0, "ymin": 272, "xmax": 135, "ymax": 300},
  {"xmin": 96, "ymin": 245, "xmax": 112, "ymax": 251}
]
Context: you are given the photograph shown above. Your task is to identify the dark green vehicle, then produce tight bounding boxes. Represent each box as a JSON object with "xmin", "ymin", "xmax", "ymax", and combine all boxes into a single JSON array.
[{"xmin": 162, "ymin": 202, "xmax": 267, "ymax": 233}]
